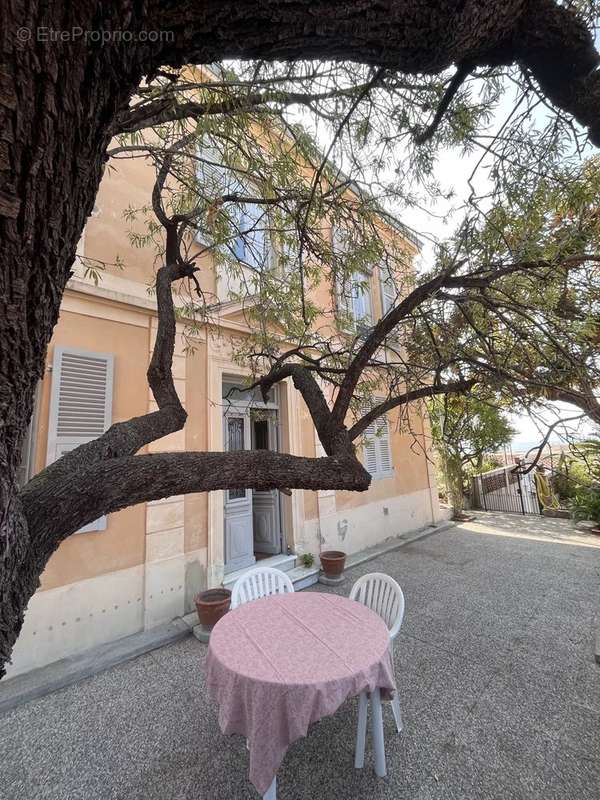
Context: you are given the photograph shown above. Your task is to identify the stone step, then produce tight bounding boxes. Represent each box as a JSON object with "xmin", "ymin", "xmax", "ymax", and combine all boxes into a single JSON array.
[
  {"xmin": 286, "ymin": 565, "xmax": 320, "ymax": 591},
  {"xmin": 222, "ymin": 553, "xmax": 297, "ymax": 590}
]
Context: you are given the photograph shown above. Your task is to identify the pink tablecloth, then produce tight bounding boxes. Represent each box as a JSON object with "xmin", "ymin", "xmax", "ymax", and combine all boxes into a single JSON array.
[{"xmin": 205, "ymin": 591, "xmax": 396, "ymax": 794}]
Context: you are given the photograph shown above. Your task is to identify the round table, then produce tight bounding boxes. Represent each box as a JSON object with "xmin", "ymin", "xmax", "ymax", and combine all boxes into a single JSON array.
[{"xmin": 205, "ymin": 591, "xmax": 396, "ymax": 797}]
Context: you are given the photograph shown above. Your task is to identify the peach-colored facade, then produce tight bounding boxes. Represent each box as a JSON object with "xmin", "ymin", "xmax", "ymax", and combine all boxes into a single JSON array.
[{"xmin": 8, "ymin": 149, "xmax": 443, "ymax": 678}]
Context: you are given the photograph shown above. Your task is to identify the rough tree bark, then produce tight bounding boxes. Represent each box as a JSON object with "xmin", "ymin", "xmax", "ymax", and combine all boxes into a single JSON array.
[{"xmin": 1, "ymin": 0, "xmax": 599, "ymax": 675}]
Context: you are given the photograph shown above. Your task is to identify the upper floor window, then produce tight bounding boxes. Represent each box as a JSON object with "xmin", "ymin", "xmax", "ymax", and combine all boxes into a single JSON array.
[
  {"xmin": 350, "ymin": 271, "xmax": 373, "ymax": 323},
  {"xmin": 379, "ymin": 263, "xmax": 398, "ymax": 316},
  {"xmin": 332, "ymin": 226, "xmax": 373, "ymax": 328},
  {"xmin": 196, "ymin": 136, "xmax": 272, "ymax": 271},
  {"xmin": 335, "ymin": 269, "xmax": 373, "ymax": 328},
  {"xmin": 231, "ymin": 202, "xmax": 270, "ymax": 271}
]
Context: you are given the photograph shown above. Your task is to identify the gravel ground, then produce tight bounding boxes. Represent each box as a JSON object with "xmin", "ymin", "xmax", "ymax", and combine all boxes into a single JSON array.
[{"xmin": 2, "ymin": 512, "xmax": 599, "ymax": 800}]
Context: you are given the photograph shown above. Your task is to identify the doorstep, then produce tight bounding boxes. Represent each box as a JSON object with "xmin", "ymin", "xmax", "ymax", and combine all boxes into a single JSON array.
[{"xmin": 222, "ymin": 553, "xmax": 298, "ymax": 591}]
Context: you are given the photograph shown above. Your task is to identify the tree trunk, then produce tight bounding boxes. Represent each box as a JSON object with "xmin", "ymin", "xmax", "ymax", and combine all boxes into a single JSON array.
[
  {"xmin": 0, "ymin": 2, "xmax": 151, "ymax": 675},
  {"xmin": 1, "ymin": 0, "xmax": 599, "ymax": 675},
  {"xmin": 443, "ymin": 453, "xmax": 465, "ymax": 519}
]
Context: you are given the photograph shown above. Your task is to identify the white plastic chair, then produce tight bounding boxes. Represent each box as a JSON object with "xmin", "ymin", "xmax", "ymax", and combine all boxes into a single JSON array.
[
  {"xmin": 230, "ymin": 566, "xmax": 294, "ymax": 609},
  {"xmin": 350, "ymin": 573, "xmax": 405, "ymax": 772}
]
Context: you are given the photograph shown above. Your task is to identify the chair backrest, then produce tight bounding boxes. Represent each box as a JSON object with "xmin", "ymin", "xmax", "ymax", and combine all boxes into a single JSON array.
[
  {"xmin": 349, "ymin": 572, "xmax": 405, "ymax": 639},
  {"xmin": 230, "ymin": 566, "xmax": 294, "ymax": 609}
]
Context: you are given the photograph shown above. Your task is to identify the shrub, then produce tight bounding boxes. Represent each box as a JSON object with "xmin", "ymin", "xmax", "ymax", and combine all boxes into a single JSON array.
[{"xmin": 569, "ymin": 486, "xmax": 600, "ymax": 525}]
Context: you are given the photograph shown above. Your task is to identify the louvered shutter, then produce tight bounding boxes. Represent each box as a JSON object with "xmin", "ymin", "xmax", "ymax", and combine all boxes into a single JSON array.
[
  {"xmin": 363, "ymin": 419, "xmax": 380, "ymax": 475},
  {"xmin": 46, "ymin": 347, "xmax": 114, "ymax": 532},
  {"xmin": 362, "ymin": 409, "xmax": 393, "ymax": 477},
  {"xmin": 375, "ymin": 414, "xmax": 393, "ymax": 474},
  {"xmin": 197, "ymin": 137, "xmax": 230, "ymax": 199}
]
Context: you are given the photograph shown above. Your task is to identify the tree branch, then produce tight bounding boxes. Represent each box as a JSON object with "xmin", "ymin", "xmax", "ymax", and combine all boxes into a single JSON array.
[
  {"xmin": 518, "ymin": 413, "xmax": 587, "ymax": 474},
  {"xmin": 112, "ymin": 84, "xmax": 375, "ymax": 136},
  {"xmin": 255, "ymin": 363, "xmax": 353, "ymax": 456},
  {"xmin": 413, "ymin": 61, "xmax": 472, "ymax": 145},
  {"xmin": 348, "ymin": 379, "xmax": 476, "ymax": 440},
  {"xmin": 24, "ymin": 450, "xmax": 371, "ymax": 548},
  {"xmin": 147, "ymin": 0, "xmax": 600, "ymax": 145}
]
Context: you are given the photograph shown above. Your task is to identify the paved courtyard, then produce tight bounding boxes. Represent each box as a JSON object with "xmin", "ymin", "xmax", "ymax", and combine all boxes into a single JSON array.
[{"xmin": 2, "ymin": 512, "xmax": 600, "ymax": 799}]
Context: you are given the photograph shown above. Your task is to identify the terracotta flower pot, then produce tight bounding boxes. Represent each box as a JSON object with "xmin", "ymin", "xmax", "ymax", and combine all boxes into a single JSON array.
[
  {"xmin": 194, "ymin": 588, "xmax": 231, "ymax": 628},
  {"xmin": 320, "ymin": 550, "xmax": 346, "ymax": 577}
]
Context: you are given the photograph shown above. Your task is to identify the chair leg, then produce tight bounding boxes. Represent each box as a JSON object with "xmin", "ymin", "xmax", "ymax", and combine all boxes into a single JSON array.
[
  {"xmin": 354, "ymin": 690, "xmax": 368, "ymax": 769},
  {"xmin": 390, "ymin": 692, "xmax": 403, "ymax": 733},
  {"xmin": 370, "ymin": 688, "xmax": 387, "ymax": 778},
  {"xmin": 388, "ymin": 638, "xmax": 402, "ymax": 733},
  {"xmin": 263, "ymin": 776, "xmax": 276, "ymax": 800}
]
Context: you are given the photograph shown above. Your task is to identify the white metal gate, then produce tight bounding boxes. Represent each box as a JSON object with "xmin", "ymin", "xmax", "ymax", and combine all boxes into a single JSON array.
[{"xmin": 472, "ymin": 465, "xmax": 540, "ymax": 515}]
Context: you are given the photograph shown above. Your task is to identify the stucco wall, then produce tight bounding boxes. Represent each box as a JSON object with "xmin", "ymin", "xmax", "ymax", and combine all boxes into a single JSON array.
[{"xmin": 35, "ymin": 306, "xmax": 150, "ymax": 590}]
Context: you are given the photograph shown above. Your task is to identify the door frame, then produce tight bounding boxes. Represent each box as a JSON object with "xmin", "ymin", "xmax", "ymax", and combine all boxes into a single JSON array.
[
  {"xmin": 206, "ymin": 354, "xmax": 306, "ymax": 589},
  {"xmin": 221, "ymin": 378, "xmax": 282, "ymax": 571}
]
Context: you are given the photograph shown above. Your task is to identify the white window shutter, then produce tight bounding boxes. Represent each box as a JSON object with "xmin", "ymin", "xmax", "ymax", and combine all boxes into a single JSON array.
[
  {"xmin": 375, "ymin": 415, "xmax": 393, "ymax": 473},
  {"xmin": 362, "ymin": 407, "xmax": 393, "ymax": 478},
  {"xmin": 363, "ymin": 419, "xmax": 380, "ymax": 474},
  {"xmin": 197, "ymin": 137, "xmax": 230, "ymax": 198},
  {"xmin": 46, "ymin": 347, "xmax": 114, "ymax": 532}
]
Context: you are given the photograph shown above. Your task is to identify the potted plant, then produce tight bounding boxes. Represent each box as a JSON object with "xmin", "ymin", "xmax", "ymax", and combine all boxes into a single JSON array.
[
  {"xmin": 569, "ymin": 486, "xmax": 600, "ymax": 534},
  {"xmin": 319, "ymin": 550, "xmax": 347, "ymax": 581},
  {"xmin": 194, "ymin": 587, "xmax": 232, "ymax": 629},
  {"xmin": 299, "ymin": 552, "xmax": 315, "ymax": 568}
]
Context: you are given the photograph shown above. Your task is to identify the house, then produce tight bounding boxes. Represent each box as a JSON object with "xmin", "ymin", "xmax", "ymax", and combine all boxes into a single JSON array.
[{"xmin": 7, "ymin": 129, "xmax": 444, "ymax": 679}]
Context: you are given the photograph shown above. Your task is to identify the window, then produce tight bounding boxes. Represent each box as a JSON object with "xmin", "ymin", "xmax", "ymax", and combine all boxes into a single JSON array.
[
  {"xmin": 379, "ymin": 263, "xmax": 397, "ymax": 316},
  {"xmin": 350, "ymin": 271, "xmax": 373, "ymax": 323},
  {"xmin": 336, "ymin": 269, "xmax": 373, "ymax": 327},
  {"xmin": 226, "ymin": 416, "xmax": 247, "ymax": 501},
  {"xmin": 362, "ymin": 411, "xmax": 393, "ymax": 479},
  {"xmin": 231, "ymin": 201, "xmax": 270, "ymax": 270},
  {"xmin": 196, "ymin": 136, "xmax": 272, "ymax": 271},
  {"xmin": 46, "ymin": 347, "xmax": 114, "ymax": 532},
  {"xmin": 332, "ymin": 226, "xmax": 372, "ymax": 327}
]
